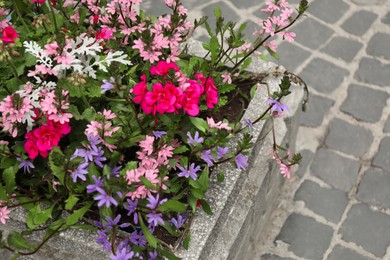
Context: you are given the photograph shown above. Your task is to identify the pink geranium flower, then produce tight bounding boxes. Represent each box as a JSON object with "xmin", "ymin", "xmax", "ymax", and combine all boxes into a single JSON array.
[
  {"xmin": 1, "ymin": 26, "xmax": 19, "ymax": 43},
  {"xmin": 0, "ymin": 206, "xmax": 11, "ymax": 224}
]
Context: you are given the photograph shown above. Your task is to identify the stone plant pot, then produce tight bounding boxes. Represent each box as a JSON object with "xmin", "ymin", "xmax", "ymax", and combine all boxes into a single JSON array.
[{"xmin": 0, "ymin": 41, "xmax": 304, "ymax": 260}]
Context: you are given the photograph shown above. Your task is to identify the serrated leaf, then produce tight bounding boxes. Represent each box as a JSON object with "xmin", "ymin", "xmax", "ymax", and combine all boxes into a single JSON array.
[
  {"xmin": 33, "ymin": 205, "xmax": 54, "ymax": 227},
  {"xmin": 198, "ymin": 168, "xmax": 209, "ymax": 192},
  {"xmin": 157, "ymin": 200, "xmax": 186, "ymax": 213},
  {"xmin": 139, "ymin": 215, "xmax": 158, "ymax": 248},
  {"xmin": 65, "ymin": 194, "xmax": 79, "ymax": 211},
  {"xmin": 140, "ymin": 176, "xmax": 158, "ymax": 190},
  {"xmin": 66, "ymin": 202, "xmax": 93, "ymax": 226},
  {"xmin": 49, "ymin": 146, "xmax": 65, "ymax": 184},
  {"xmin": 189, "ymin": 117, "xmax": 209, "ymax": 133},
  {"xmin": 173, "ymin": 145, "xmax": 189, "ymax": 155},
  {"xmin": 3, "ymin": 166, "xmax": 17, "ymax": 193}
]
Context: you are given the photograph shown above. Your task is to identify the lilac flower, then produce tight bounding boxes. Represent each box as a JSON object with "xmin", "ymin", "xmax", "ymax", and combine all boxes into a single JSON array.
[
  {"xmin": 170, "ymin": 213, "xmax": 187, "ymax": 229},
  {"xmin": 146, "ymin": 194, "xmax": 168, "ymax": 210},
  {"xmin": 146, "ymin": 211, "xmax": 164, "ymax": 227},
  {"xmin": 87, "ymin": 175, "xmax": 104, "ymax": 193},
  {"xmin": 246, "ymin": 119, "xmax": 253, "ymax": 132},
  {"xmin": 267, "ymin": 98, "xmax": 289, "ymax": 115},
  {"xmin": 92, "ymin": 146, "xmax": 107, "ymax": 168},
  {"xmin": 235, "ymin": 153, "xmax": 249, "ymax": 170},
  {"xmin": 17, "ymin": 158, "xmax": 35, "ymax": 173},
  {"xmin": 187, "ymin": 131, "xmax": 204, "ymax": 145},
  {"xmin": 201, "ymin": 149, "xmax": 214, "ymax": 167},
  {"xmin": 101, "ymin": 77, "xmax": 115, "ymax": 93},
  {"xmin": 110, "ymin": 242, "xmax": 134, "ymax": 260},
  {"xmin": 94, "ymin": 187, "xmax": 118, "ymax": 207},
  {"xmin": 104, "ymin": 215, "xmax": 129, "ymax": 230},
  {"xmin": 130, "ymin": 231, "xmax": 146, "ymax": 247},
  {"xmin": 71, "ymin": 162, "xmax": 90, "ymax": 182},
  {"xmin": 153, "ymin": 130, "xmax": 167, "ymax": 139},
  {"xmin": 149, "ymin": 250, "xmax": 158, "ymax": 260},
  {"xmin": 177, "ymin": 163, "xmax": 201, "ymax": 180},
  {"xmin": 87, "ymin": 135, "xmax": 102, "ymax": 145},
  {"xmin": 217, "ymin": 146, "xmax": 229, "ymax": 160},
  {"xmin": 124, "ymin": 199, "xmax": 138, "ymax": 216},
  {"xmin": 96, "ymin": 230, "xmax": 111, "ymax": 252},
  {"xmin": 111, "ymin": 166, "xmax": 122, "ymax": 177}
]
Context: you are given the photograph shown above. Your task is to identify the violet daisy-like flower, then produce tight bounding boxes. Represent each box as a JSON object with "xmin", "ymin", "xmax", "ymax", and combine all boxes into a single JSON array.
[
  {"xmin": 104, "ymin": 215, "xmax": 129, "ymax": 230},
  {"xmin": 217, "ymin": 146, "xmax": 229, "ymax": 160},
  {"xmin": 96, "ymin": 230, "xmax": 111, "ymax": 252},
  {"xmin": 177, "ymin": 163, "xmax": 201, "ymax": 180},
  {"xmin": 146, "ymin": 211, "xmax": 164, "ymax": 227},
  {"xmin": 149, "ymin": 250, "xmax": 158, "ymax": 260},
  {"xmin": 170, "ymin": 213, "xmax": 187, "ymax": 229},
  {"xmin": 17, "ymin": 158, "xmax": 35, "ymax": 173},
  {"xmin": 235, "ymin": 153, "xmax": 249, "ymax": 170},
  {"xmin": 153, "ymin": 130, "xmax": 167, "ymax": 139},
  {"xmin": 94, "ymin": 187, "xmax": 118, "ymax": 207},
  {"xmin": 87, "ymin": 175, "xmax": 104, "ymax": 193},
  {"xmin": 187, "ymin": 131, "xmax": 204, "ymax": 145},
  {"xmin": 110, "ymin": 244, "xmax": 134, "ymax": 260},
  {"xmin": 146, "ymin": 194, "xmax": 168, "ymax": 210},
  {"xmin": 101, "ymin": 77, "xmax": 115, "ymax": 94},
  {"xmin": 124, "ymin": 198, "xmax": 138, "ymax": 216},
  {"xmin": 71, "ymin": 161, "xmax": 90, "ymax": 182},
  {"xmin": 267, "ymin": 97, "xmax": 289, "ymax": 115},
  {"xmin": 201, "ymin": 149, "xmax": 214, "ymax": 167},
  {"xmin": 130, "ymin": 231, "xmax": 146, "ymax": 247},
  {"xmin": 246, "ymin": 119, "xmax": 253, "ymax": 132}
]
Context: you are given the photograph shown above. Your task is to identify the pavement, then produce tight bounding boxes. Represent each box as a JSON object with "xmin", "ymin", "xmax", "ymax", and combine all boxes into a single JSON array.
[{"xmin": 143, "ymin": 0, "xmax": 390, "ymax": 259}]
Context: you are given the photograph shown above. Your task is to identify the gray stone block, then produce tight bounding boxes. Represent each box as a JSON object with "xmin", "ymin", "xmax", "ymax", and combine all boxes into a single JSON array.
[
  {"xmin": 357, "ymin": 167, "xmax": 390, "ymax": 209},
  {"xmin": 340, "ymin": 203, "xmax": 390, "ymax": 257},
  {"xmin": 294, "ymin": 180, "xmax": 349, "ymax": 223},
  {"xmin": 261, "ymin": 254, "xmax": 295, "ymax": 260},
  {"xmin": 321, "ymin": 36, "xmax": 363, "ymax": 62},
  {"xmin": 367, "ymin": 32, "xmax": 390, "ymax": 60},
  {"xmin": 270, "ymin": 42, "xmax": 311, "ymax": 71},
  {"xmin": 349, "ymin": 0, "xmax": 387, "ymax": 5},
  {"xmin": 325, "ymin": 118, "xmax": 373, "ymax": 157},
  {"xmin": 382, "ymin": 11, "xmax": 390, "ymax": 26},
  {"xmin": 373, "ymin": 137, "xmax": 390, "ymax": 171},
  {"xmin": 275, "ymin": 213, "xmax": 333, "ymax": 260},
  {"xmin": 229, "ymin": 0, "xmax": 263, "ymax": 9},
  {"xmin": 299, "ymin": 94, "xmax": 334, "ymax": 127},
  {"xmin": 354, "ymin": 57, "xmax": 390, "ymax": 86},
  {"xmin": 328, "ymin": 245, "xmax": 373, "ymax": 260},
  {"xmin": 300, "ymin": 58, "xmax": 349, "ymax": 94},
  {"xmin": 341, "ymin": 84, "xmax": 389, "ymax": 123},
  {"xmin": 308, "ymin": 0, "xmax": 350, "ymax": 24},
  {"xmin": 202, "ymin": 2, "xmax": 240, "ymax": 31},
  {"xmin": 310, "ymin": 148, "xmax": 360, "ymax": 192},
  {"xmin": 341, "ymin": 10, "xmax": 378, "ymax": 36},
  {"xmin": 383, "ymin": 116, "xmax": 390, "ymax": 133},
  {"xmin": 293, "ymin": 18, "xmax": 334, "ymax": 49},
  {"xmin": 296, "ymin": 149, "xmax": 314, "ymax": 177}
]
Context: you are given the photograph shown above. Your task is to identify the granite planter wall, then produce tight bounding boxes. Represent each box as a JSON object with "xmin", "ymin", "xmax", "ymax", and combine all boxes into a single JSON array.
[{"xmin": 0, "ymin": 40, "xmax": 304, "ymax": 260}]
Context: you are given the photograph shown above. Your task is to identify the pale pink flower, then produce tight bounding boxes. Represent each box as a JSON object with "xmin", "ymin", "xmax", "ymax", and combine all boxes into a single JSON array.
[
  {"xmin": 263, "ymin": 19, "xmax": 275, "ymax": 36},
  {"xmin": 0, "ymin": 206, "xmax": 11, "ymax": 224},
  {"xmin": 139, "ymin": 136, "xmax": 155, "ymax": 155},
  {"xmin": 103, "ymin": 109, "xmax": 116, "ymax": 120},
  {"xmin": 44, "ymin": 42, "xmax": 59, "ymax": 55},
  {"xmin": 221, "ymin": 72, "xmax": 232, "ymax": 84},
  {"xmin": 207, "ymin": 117, "xmax": 231, "ymax": 131},
  {"xmin": 280, "ymin": 31, "xmax": 296, "ymax": 42}
]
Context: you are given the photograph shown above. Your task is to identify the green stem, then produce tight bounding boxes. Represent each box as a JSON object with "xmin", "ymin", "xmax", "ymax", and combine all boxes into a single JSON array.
[
  {"xmin": 12, "ymin": 0, "xmax": 30, "ymax": 33},
  {"xmin": 6, "ymin": 56, "xmax": 18, "ymax": 79},
  {"xmin": 49, "ymin": 2, "xmax": 59, "ymax": 34}
]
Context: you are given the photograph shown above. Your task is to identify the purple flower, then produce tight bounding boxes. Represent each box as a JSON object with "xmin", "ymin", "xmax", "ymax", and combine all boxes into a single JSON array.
[
  {"xmin": 104, "ymin": 215, "xmax": 129, "ymax": 230},
  {"xmin": 111, "ymin": 166, "xmax": 122, "ymax": 177},
  {"xmin": 71, "ymin": 162, "xmax": 89, "ymax": 182},
  {"xmin": 87, "ymin": 175, "xmax": 104, "ymax": 193},
  {"xmin": 96, "ymin": 230, "xmax": 111, "ymax": 252},
  {"xmin": 149, "ymin": 250, "xmax": 158, "ymax": 260},
  {"xmin": 267, "ymin": 98, "xmax": 289, "ymax": 115},
  {"xmin": 246, "ymin": 119, "xmax": 253, "ymax": 132},
  {"xmin": 130, "ymin": 231, "xmax": 146, "ymax": 247},
  {"xmin": 235, "ymin": 153, "xmax": 249, "ymax": 170},
  {"xmin": 170, "ymin": 213, "xmax": 187, "ymax": 229},
  {"xmin": 187, "ymin": 131, "xmax": 204, "ymax": 145},
  {"xmin": 201, "ymin": 149, "xmax": 214, "ymax": 167},
  {"xmin": 110, "ymin": 242, "xmax": 134, "ymax": 260},
  {"xmin": 153, "ymin": 130, "xmax": 167, "ymax": 139},
  {"xmin": 101, "ymin": 77, "xmax": 115, "ymax": 93},
  {"xmin": 124, "ymin": 199, "xmax": 138, "ymax": 216},
  {"xmin": 146, "ymin": 194, "xmax": 168, "ymax": 210},
  {"xmin": 177, "ymin": 163, "xmax": 201, "ymax": 180},
  {"xmin": 91, "ymin": 146, "xmax": 106, "ymax": 168},
  {"xmin": 17, "ymin": 158, "xmax": 35, "ymax": 173},
  {"xmin": 217, "ymin": 146, "xmax": 229, "ymax": 160},
  {"xmin": 146, "ymin": 211, "xmax": 164, "ymax": 227},
  {"xmin": 94, "ymin": 187, "xmax": 118, "ymax": 207}
]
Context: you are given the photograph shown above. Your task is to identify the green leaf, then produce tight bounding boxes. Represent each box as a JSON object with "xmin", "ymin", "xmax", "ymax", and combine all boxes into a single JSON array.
[
  {"xmin": 66, "ymin": 202, "xmax": 93, "ymax": 226},
  {"xmin": 250, "ymin": 85, "xmax": 257, "ymax": 99},
  {"xmin": 214, "ymin": 6, "xmax": 222, "ymax": 20},
  {"xmin": 33, "ymin": 205, "xmax": 54, "ymax": 227},
  {"xmin": 200, "ymin": 199, "xmax": 213, "ymax": 215},
  {"xmin": 188, "ymin": 195, "xmax": 197, "ymax": 213},
  {"xmin": 188, "ymin": 179, "xmax": 202, "ymax": 189},
  {"xmin": 198, "ymin": 167, "xmax": 209, "ymax": 192},
  {"xmin": 65, "ymin": 194, "xmax": 79, "ymax": 211},
  {"xmin": 172, "ymin": 145, "xmax": 189, "ymax": 155},
  {"xmin": 159, "ymin": 248, "xmax": 181, "ymax": 260},
  {"xmin": 183, "ymin": 233, "xmax": 191, "ymax": 250},
  {"xmin": 189, "ymin": 117, "xmax": 209, "ymax": 133},
  {"xmin": 7, "ymin": 232, "xmax": 35, "ymax": 250},
  {"xmin": 210, "ymin": 36, "xmax": 220, "ymax": 62},
  {"xmin": 239, "ymin": 57, "xmax": 252, "ymax": 73},
  {"xmin": 49, "ymin": 146, "xmax": 66, "ymax": 184},
  {"xmin": 140, "ymin": 176, "xmax": 158, "ymax": 190},
  {"xmin": 157, "ymin": 200, "xmax": 186, "ymax": 213},
  {"xmin": 3, "ymin": 166, "xmax": 17, "ymax": 193},
  {"xmin": 217, "ymin": 173, "xmax": 225, "ymax": 182},
  {"xmin": 266, "ymin": 46, "xmax": 279, "ymax": 60},
  {"xmin": 160, "ymin": 222, "xmax": 180, "ymax": 236},
  {"xmin": 190, "ymin": 189, "xmax": 205, "ymax": 199},
  {"xmin": 139, "ymin": 215, "xmax": 158, "ymax": 248}
]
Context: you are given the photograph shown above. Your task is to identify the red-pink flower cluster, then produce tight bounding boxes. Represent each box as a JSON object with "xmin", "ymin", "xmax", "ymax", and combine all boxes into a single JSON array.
[
  {"xmin": 24, "ymin": 121, "xmax": 71, "ymax": 159},
  {"xmin": 0, "ymin": 26, "xmax": 19, "ymax": 43},
  {"xmin": 132, "ymin": 61, "xmax": 218, "ymax": 116}
]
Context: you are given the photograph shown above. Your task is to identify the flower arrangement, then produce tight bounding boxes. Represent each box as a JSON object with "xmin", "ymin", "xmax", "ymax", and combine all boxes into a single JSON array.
[{"xmin": 0, "ymin": 0, "xmax": 308, "ymax": 259}]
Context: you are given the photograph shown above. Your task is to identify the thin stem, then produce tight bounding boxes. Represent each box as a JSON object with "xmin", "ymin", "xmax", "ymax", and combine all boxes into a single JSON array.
[
  {"xmin": 12, "ymin": 0, "xmax": 31, "ymax": 33},
  {"xmin": 5, "ymin": 56, "xmax": 18, "ymax": 79},
  {"xmin": 49, "ymin": 2, "xmax": 59, "ymax": 34}
]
